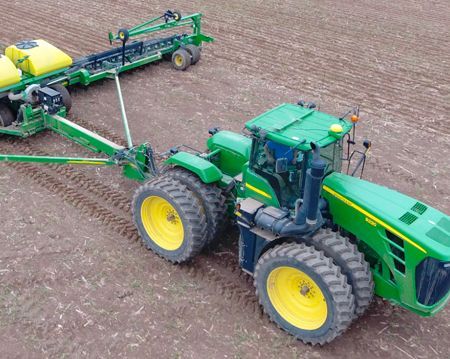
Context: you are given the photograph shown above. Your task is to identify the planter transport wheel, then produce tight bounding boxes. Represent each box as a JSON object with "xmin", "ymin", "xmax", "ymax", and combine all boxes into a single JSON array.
[
  {"xmin": 49, "ymin": 83, "xmax": 72, "ymax": 112},
  {"xmin": 172, "ymin": 49, "xmax": 191, "ymax": 71},
  {"xmin": 185, "ymin": 44, "xmax": 201, "ymax": 65},
  {"xmin": 0, "ymin": 103, "xmax": 14, "ymax": 127}
]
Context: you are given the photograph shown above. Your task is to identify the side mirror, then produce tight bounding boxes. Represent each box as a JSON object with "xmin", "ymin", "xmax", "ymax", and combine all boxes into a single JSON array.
[{"xmin": 275, "ymin": 158, "xmax": 288, "ymax": 173}]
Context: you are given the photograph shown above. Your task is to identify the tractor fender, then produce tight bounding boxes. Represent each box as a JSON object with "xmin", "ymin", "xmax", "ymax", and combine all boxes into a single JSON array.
[{"xmin": 164, "ymin": 151, "xmax": 222, "ymax": 184}]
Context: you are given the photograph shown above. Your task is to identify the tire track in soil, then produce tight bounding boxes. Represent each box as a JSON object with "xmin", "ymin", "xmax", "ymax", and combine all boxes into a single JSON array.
[{"xmin": 2, "ymin": 138, "xmax": 262, "ymax": 318}]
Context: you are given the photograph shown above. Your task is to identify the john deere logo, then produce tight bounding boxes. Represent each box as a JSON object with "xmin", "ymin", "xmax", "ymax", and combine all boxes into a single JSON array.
[{"xmin": 365, "ymin": 217, "xmax": 377, "ymax": 227}]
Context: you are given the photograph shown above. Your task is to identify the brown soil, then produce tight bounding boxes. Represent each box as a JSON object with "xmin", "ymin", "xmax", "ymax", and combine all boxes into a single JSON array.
[{"xmin": 1, "ymin": 0, "xmax": 449, "ymax": 358}]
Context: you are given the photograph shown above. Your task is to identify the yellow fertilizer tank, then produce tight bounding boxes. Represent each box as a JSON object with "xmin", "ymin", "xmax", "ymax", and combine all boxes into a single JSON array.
[
  {"xmin": 5, "ymin": 40, "xmax": 72, "ymax": 77},
  {"xmin": 0, "ymin": 54, "xmax": 21, "ymax": 88}
]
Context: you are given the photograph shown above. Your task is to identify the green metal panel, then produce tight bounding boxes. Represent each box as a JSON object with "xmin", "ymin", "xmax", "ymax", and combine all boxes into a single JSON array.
[
  {"xmin": 206, "ymin": 130, "xmax": 251, "ymax": 177},
  {"xmin": 0, "ymin": 154, "xmax": 115, "ymax": 166},
  {"xmin": 242, "ymin": 167, "xmax": 280, "ymax": 207},
  {"xmin": 165, "ymin": 151, "xmax": 223, "ymax": 183},
  {"xmin": 1, "ymin": 12, "xmax": 213, "ymax": 95},
  {"xmin": 45, "ymin": 114, "xmax": 124, "ymax": 156},
  {"xmin": 322, "ymin": 172, "xmax": 450, "ymax": 316},
  {"xmin": 245, "ymin": 103, "xmax": 353, "ymax": 149}
]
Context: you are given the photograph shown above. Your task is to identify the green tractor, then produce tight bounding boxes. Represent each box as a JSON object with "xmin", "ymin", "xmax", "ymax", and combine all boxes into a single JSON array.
[
  {"xmin": 133, "ymin": 102, "xmax": 450, "ymax": 344},
  {"xmin": 1, "ymin": 75, "xmax": 449, "ymax": 343}
]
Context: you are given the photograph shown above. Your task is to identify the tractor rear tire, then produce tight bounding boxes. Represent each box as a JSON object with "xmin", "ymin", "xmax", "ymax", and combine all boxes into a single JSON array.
[
  {"xmin": 0, "ymin": 103, "xmax": 14, "ymax": 127},
  {"xmin": 305, "ymin": 228, "xmax": 374, "ymax": 317},
  {"xmin": 254, "ymin": 242, "xmax": 355, "ymax": 345},
  {"xmin": 132, "ymin": 176, "xmax": 207, "ymax": 263},
  {"xmin": 50, "ymin": 83, "xmax": 72, "ymax": 113},
  {"xmin": 162, "ymin": 167, "xmax": 227, "ymax": 245},
  {"xmin": 172, "ymin": 49, "xmax": 191, "ymax": 71},
  {"xmin": 185, "ymin": 44, "xmax": 201, "ymax": 65}
]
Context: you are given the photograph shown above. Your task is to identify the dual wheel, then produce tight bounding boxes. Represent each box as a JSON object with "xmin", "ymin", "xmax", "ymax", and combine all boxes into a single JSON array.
[
  {"xmin": 254, "ymin": 229, "xmax": 374, "ymax": 345},
  {"xmin": 132, "ymin": 168, "xmax": 226, "ymax": 263},
  {"xmin": 132, "ymin": 171, "xmax": 373, "ymax": 344},
  {"xmin": 171, "ymin": 45, "xmax": 202, "ymax": 71}
]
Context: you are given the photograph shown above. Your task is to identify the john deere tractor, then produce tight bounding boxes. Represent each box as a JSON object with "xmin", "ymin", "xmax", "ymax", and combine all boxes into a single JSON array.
[
  {"xmin": 1, "ymin": 74, "xmax": 449, "ymax": 343},
  {"xmin": 132, "ymin": 102, "xmax": 450, "ymax": 344}
]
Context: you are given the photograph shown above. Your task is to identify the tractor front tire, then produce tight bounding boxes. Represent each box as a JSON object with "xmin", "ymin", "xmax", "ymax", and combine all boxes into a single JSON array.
[
  {"xmin": 172, "ymin": 49, "xmax": 191, "ymax": 71},
  {"xmin": 305, "ymin": 229, "xmax": 374, "ymax": 317},
  {"xmin": 0, "ymin": 103, "xmax": 14, "ymax": 127},
  {"xmin": 254, "ymin": 242, "xmax": 355, "ymax": 345},
  {"xmin": 162, "ymin": 167, "xmax": 227, "ymax": 245},
  {"xmin": 50, "ymin": 83, "xmax": 72, "ymax": 113},
  {"xmin": 132, "ymin": 177, "xmax": 207, "ymax": 263},
  {"xmin": 185, "ymin": 44, "xmax": 201, "ymax": 65}
]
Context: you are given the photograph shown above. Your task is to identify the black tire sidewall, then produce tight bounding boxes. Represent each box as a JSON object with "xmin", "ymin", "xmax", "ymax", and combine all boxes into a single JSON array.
[
  {"xmin": 134, "ymin": 186, "xmax": 192, "ymax": 261},
  {"xmin": 256, "ymin": 255, "xmax": 336, "ymax": 340},
  {"xmin": 171, "ymin": 49, "xmax": 190, "ymax": 71},
  {"xmin": 0, "ymin": 102, "xmax": 14, "ymax": 127},
  {"xmin": 185, "ymin": 45, "xmax": 201, "ymax": 65},
  {"xmin": 49, "ymin": 83, "xmax": 72, "ymax": 112}
]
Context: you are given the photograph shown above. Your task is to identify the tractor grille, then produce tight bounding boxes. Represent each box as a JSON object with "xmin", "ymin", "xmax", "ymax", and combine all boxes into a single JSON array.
[
  {"xmin": 416, "ymin": 258, "xmax": 450, "ymax": 306},
  {"xmin": 386, "ymin": 231, "xmax": 406, "ymax": 273},
  {"xmin": 411, "ymin": 202, "xmax": 428, "ymax": 215},
  {"xmin": 399, "ymin": 212, "xmax": 418, "ymax": 225}
]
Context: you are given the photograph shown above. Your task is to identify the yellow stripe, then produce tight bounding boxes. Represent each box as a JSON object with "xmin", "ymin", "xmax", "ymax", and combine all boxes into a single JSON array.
[
  {"xmin": 245, "ymin": 183, "xmax": 272, "ymax": 199},
  {"xmin": 323, "ymin": 185, "xmax": 427, "ymax": 254},
  {"xmin": 67, "ymin": 160, "xmax": 108, "ymax": 165}
]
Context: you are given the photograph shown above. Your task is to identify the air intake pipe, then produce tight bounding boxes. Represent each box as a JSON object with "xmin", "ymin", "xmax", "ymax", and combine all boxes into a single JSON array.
[{"xmin": 295, "ymin": 142, "xmax": 326, "ymax": 225}]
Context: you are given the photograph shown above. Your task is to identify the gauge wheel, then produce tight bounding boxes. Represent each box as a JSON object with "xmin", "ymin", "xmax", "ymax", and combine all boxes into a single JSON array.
[
  {"xmin": 118, "ymin": 28, "xmax": 130, "ymax": 42},
  {"xmin": 172, "ymin": 10, "xmax": 182, "ymax": 21}
]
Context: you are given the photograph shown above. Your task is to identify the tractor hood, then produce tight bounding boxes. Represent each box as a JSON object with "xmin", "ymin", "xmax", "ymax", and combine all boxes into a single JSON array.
[{"xmin": 322, "ymin": 172, "xmax": 450, "ymax": 260}]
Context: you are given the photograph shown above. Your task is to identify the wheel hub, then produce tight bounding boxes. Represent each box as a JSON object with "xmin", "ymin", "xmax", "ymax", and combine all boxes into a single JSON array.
[
  {"xmin": 140, "ymin": 196, "xmax": 184, "ymax": 251},
  {"xmin": 267, "ymin": 266, "xmax": 328, "ymax": 330}
]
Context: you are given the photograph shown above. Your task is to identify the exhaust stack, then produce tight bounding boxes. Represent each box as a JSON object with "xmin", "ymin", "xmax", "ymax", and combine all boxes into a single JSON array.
[{"xmin": 295, "ymin": 142, "xmax": 326, "ymax": 225}]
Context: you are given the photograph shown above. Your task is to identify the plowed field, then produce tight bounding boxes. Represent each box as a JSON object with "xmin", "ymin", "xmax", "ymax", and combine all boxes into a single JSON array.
[{"xmin": 1, "ymin": 0, "xmax": 449, "ymax": 358}]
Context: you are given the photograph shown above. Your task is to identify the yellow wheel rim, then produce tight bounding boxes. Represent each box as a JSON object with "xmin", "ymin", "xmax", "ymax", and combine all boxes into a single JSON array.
[
  {"xmin": 140, "ymin": 196, "xmax": 184, "ymax": 251},
  {"xmin": 174, "ymin": 54, "xmax": 184, "ymax": 67},
  {"xmin": 267, "ymin": 266, "xmax": 328, "ymax": 330}
]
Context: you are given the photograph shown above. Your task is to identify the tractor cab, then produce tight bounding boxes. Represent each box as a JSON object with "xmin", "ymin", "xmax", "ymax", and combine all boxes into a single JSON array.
[{"xmin": 243, "ymin": 103, "xmax": 353, "ymax": 209}]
